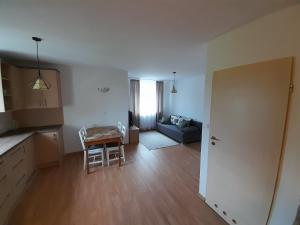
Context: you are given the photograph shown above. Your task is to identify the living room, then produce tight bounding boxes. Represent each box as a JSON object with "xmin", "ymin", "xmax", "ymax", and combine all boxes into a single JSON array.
[
  {"xmin": 128, "ymin": 75, "xmax": 205, "ymax": 150},
  {"xmin": 1, "ymin": 1, "xmax": 300, "ymax": 225}
]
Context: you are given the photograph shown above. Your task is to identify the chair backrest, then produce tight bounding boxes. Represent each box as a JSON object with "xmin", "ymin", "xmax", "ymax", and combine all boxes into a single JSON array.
[
  {"xmin": 121, "ymin": 125, "xmax": 126, "ymax": 144},
  {"xmin": 78, "ymin": 127, "xmax": 87, "ymax": 150},
  {"xmin": 117, "ymin": 121, "xmax": 122, "ymax": 132}
]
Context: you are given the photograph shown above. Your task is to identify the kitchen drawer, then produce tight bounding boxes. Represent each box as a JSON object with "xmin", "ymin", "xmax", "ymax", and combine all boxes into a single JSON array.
[
  {"xmin": 8, "ymin": 144, "xmax": 25, "ymax": 168},
  {"xmin": 0, "ymin": 154, "xmax": 11, "ymax": 202},
  {"xmin": 22, "ymin": 137, "xmax": 35, "ymax": 178},
  {"xmin": 0, "ymin": 171, "xmax": 11, "ymax": 205},
  {"xmin": 0, "ymin": 191, "xmax": 12, "ymax": 225},
  {"xmin": 0, "ymin": 156, "xmax": 7, "ymax": 179},
  {"xmin": 9, "ymin": 154, "xmax": 25, "ymax": 188},
  {"xmin": 0, "ymin": 155, "xmax": 9, "ymax": 224},
  {"xmin": 11, "ymin": 172, "xmax": 27, "ymax": 204}
]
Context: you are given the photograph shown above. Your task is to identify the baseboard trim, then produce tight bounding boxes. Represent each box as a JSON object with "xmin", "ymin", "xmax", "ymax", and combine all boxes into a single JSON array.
[{"xmin": 197, "ymin": 193, "xmax": 206, "ymax": 202}]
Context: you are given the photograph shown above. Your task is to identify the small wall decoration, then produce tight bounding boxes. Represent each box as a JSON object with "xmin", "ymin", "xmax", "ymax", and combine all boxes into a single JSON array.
[{"xmin": 98, "ymin": 87, "xmax": 110, "ymax": 93}]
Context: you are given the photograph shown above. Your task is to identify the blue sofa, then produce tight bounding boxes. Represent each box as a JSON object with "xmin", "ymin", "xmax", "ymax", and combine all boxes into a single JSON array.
[{"xmin": 157, "ymin": 119, "xmax": 202, "ymax": 144}]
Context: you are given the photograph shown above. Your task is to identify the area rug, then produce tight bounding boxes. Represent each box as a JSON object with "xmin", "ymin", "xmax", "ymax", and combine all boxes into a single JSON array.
[{"xmin": 140, "ymin": 131, "xmax": 179, "ymax": 150}]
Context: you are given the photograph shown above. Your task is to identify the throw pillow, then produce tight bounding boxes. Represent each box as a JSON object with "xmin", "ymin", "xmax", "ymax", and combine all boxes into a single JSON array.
[
  {"xmin": 170, "ymin": 115, "xmax": 179, "ymax": 125},
  {"xmin": 162, "ymin": 117, "xmax": 171, "ymax": 124},
  {"xmin": 159, "ymin": 116, "xmax": 166, "ymax": 123},
  {"xmin": 177, "ymin": 118, "xmax": 190, "ymax": 128}
]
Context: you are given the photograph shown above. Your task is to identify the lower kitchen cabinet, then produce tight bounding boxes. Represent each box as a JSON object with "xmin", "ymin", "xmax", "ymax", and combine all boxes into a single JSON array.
[
  {"xmin": 34, "ymin": 128, "xmax": 63, "ymax": 168},
  {"xmin": 0, "ymin": 127, "xmax": 64, "ymax": 224},
  {"xmin": 0, "ymin": 136, "xmax": 35, "ymax": 225}
]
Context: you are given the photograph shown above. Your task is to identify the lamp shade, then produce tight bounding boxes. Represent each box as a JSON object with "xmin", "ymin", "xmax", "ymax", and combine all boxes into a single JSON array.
[
  {"xmin": 32, "ymin": 77, "xmax": 50, "ymax": 90},
  {"xmin": 171, "ymin": 71, "xmax": 177, "ymax": 94},
  {"xmin": 171, "ymin": 84, "xmax": 177, "ymax": 94}
]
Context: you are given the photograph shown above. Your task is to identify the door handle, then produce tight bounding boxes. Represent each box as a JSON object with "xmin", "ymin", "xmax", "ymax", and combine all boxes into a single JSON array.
[
  {"xmin": 210, "ymin": 136, "xmax": 220, "ymax": 146},
  {"xmin": 210, "ymin": 136, "xmax": 221, "ymax": 141}
]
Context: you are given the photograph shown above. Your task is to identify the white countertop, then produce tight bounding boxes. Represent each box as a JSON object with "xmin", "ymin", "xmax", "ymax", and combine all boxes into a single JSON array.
[{"xmin": 0, "ymin": 132, "xmax": 34, "ymax": 156}]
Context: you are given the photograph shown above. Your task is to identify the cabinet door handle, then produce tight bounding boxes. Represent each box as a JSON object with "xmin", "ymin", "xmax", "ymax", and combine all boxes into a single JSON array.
[
  {"xmin": 10, "ymin": 146, "xmax": 21, "ymax": 156},
  {"xmin": 15, "ymin": 174, "xmax": 26, "ymax": 187},
  {"xmin": 12, "ymin": 159, "xmax": 24, "ymax": 170},
  {"xmin": 45, "ymin": 99, "xmax": 47, "ymax": 107},
  {"xmin": 0, "ymin": 193, "xmax": 10, "ymax": 209},
  {"xmin": 0, "ymin": 174, "xmax": 7, "ymax": 183}
]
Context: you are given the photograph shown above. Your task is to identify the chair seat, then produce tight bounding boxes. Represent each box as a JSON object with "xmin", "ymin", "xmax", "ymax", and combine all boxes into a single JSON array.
[
  {"xmin": 105, "ymin": 142, "xmax": 124, "ymax": 148},
  {"xmin": 106, "ymin": 145, "xmax": 124, "ymax": 152},
  {"xmin": 87, "ymin": 148, "xmax": 104, "ymax": 155},
  {"xmin": 90, "ymin": 144, "xmax": 104, "ymax": 148}
]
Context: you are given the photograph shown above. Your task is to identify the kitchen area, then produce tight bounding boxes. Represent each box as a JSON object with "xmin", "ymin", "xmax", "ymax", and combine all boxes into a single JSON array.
[{"xmin": 0, "ymin": 59, "xmax": 64, "ymax": 225}]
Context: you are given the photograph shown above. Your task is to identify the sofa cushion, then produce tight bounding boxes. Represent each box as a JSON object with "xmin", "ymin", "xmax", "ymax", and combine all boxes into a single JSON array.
[
  {"xmin": 180, "ymin": 126, "xmax": 199, "ymax": 133},
  {"xmin": 157, "ymin": 121, "xmax": 202, "ymax": 144},
  {"xmin": 160, "ymin": 123, "xmax": 182, "ymax": 133}
]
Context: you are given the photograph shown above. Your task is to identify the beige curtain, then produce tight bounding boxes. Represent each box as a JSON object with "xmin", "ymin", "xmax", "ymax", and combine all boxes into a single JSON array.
[
  {"xmin": 156, "ymin": 81, "xmax": 164, "ymax": 121},
  {"xmin": 294, "ymin": 205, "xmax": 300, "ymax": 225},
  {"xmin": 130, "ymin": 79, "xmax": 140, "ymax": 127}
]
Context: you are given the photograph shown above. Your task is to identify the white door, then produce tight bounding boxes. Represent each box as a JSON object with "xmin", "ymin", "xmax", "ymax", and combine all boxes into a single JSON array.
[{"xmin": 206, "ymin": 57, "xmax": 293, "ymax": 225}]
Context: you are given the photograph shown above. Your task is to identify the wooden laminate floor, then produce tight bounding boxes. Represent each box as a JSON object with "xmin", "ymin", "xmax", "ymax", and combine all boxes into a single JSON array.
[{"xmin": 11, "ymin": 143, "xmax": 227, "ymax": 225}]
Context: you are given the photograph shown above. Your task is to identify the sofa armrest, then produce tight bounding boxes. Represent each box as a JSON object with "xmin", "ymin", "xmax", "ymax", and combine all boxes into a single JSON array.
[{"xmin": 190, "ymin": 120, "xmax": 202, "ymax": 130}]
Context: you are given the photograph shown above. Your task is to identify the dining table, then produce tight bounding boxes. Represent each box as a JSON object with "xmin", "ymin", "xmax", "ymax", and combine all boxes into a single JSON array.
[{"xmin": 84, "ymin": 126, "xmax": 122, "ymax": 167}]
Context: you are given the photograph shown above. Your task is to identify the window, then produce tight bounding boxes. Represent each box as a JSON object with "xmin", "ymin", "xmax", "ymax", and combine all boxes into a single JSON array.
[{"xmin": 140, "ymin": 80, "xmax": 156, "ymax": 116}]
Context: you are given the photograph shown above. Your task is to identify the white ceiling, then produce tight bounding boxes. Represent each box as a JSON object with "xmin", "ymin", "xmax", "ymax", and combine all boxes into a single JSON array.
[{"xmin": 0, "ymin": 0, "xmax": 298, "ymax": 79}]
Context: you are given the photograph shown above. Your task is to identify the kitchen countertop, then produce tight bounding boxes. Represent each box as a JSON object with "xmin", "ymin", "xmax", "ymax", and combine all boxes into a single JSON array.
[
  {"xmin": 0, "ymin": 125, "xmax": 62, "ymax": 157},
  {"xmin": 0, "ymin": 132, "xmax": 34, "ymax": 156}
]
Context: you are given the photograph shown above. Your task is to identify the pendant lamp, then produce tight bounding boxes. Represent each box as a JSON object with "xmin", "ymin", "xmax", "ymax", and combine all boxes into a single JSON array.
[{"xmin": 31, "ymin": 37, "xmax": 51, "ymax": 90}]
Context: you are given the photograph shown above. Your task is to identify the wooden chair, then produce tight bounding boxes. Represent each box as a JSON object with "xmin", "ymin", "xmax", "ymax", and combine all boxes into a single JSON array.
[
  {"xmin": 117, "ymin": 121, "xmax": 122, "ymax": 132},
  {"xmin": 78, "ymin": 127, "xmax": 104, "ymax": 173},
  {"xmin": 106, "ymin": 125, "xmax": 126, "ymax": 166}
]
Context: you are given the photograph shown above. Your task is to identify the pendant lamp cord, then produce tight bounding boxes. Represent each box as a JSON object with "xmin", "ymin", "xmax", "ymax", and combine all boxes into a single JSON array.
[
  {"xmin": 36, "ymin": 40, "xmax": 41, "ymax": 78},
  {"xmin": 173, "ymin": 72, "xmax": 176, "ymax": 84}
]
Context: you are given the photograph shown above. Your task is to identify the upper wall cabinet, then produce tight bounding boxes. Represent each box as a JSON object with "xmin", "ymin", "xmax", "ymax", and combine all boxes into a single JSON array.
[
  {"xmin": 0, "ymin": 63, "xmax": 21, "ymax": 112},
  {"xmin": 0, "ymin": 61, "xmax": 61, "ymax": 112},
  {"xmin": 21, "ymin": 68, "xmax": 61, "ymax": 109}
]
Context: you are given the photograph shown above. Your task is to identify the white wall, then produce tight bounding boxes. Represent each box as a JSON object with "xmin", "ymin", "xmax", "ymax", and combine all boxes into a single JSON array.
[
  {"xmin": 0, "ymin": 112, "xmax": 14, "ymax": 134},
  {"xmin": 163, "ymin": 80, "xmax": 172, "ymax": 117},
  {"xmin": 200, "ymin": 4, "xmax": 300, "ymax": 225},
  {"xmin": 0, "ymin": 58, "xmax": 14, "ymax": 134},
  {"xmin": 163, "ymin": 76, "xmax": 205, "ymax": 122},
  {"xmin": 59, "ymin": 65, "xmax": 129, "ymax": 153}
]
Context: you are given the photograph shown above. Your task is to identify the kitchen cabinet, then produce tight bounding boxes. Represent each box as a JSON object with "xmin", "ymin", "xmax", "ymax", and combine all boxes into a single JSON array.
[
  {"xmin": 21, "ymin": 69, "xmax": 42, "ymax": 109},
  {"xmin": 0, "ymin": 63, "xmax": 14, "ymax": 112},
  {"xmin": 0, "ymin": 63, "xmax": 25, "ymax": 111},
  {"xmin": 34, "ymin": 128, "xmax": 63, "ymax": 168},
  {"xmin": 0, "ymin": 60, "xmax": 61, "ymax": 111},
  {"xmin": 0, "ymin": 154, "xmax": 12, "ymax": 225},
  {"xmin": 0, "ymin": 136, "xmax": 35, "ymax": 225},
  {"xmin": 21, "ymin": 68, "xmax": 61, "ymax": 109},
  {"xmin": 9, "ymin": 66, "xmax": 24, "ymax": 110},
  {"xmin": 38, "ymin": 69, "xmax": 60, "ymax": 108},
  {"xmin": 23, "ymin": 137, "xmax": 35, "ymax": 178}
]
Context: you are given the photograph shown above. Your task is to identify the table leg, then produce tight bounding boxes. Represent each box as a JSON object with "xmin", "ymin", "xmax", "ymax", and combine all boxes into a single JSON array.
[
  {"xmin": 118, "ymin": 140, "xmax": 121, "ymax": 167},
  {"xmin": 86, "ymin": 150, "xmax": 90, "ymax": 174}
]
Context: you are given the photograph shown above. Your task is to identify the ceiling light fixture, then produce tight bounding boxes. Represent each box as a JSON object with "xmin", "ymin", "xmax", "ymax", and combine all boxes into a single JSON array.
[
  {"xmin": 171, "ymin": 72, "xmax": 177, "ymax": 94},
  {"xmin": 31, "ymin": 37, "xmax": 51, "ymax": 90}
]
